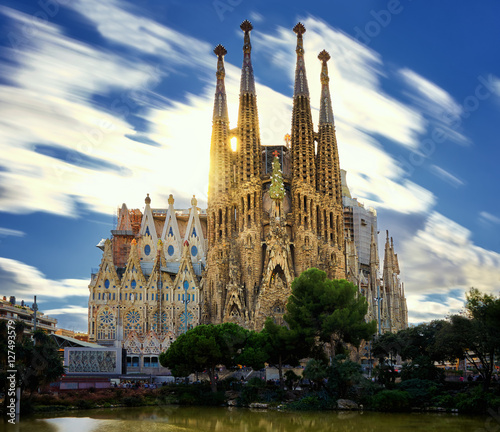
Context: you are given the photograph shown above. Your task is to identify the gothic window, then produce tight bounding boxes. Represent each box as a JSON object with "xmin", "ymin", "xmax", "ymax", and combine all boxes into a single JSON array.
[
  {"xmin": 124, "ymin": 309, "xmax": 142, "ymax": 334},
  {"xmin": 151, "ymin": 311, "xmax": 168, "ymax": 333},
  {"xmin": 97, "ymin": 308, "xmax": 116, "ymax": 340}
]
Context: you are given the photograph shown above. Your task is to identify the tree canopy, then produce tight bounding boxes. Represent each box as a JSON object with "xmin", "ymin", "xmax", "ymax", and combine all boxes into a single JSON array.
[
  {"xmin": 285, "ymin": 268, "xmax": 376, "ymax": 359},
  {"xmin": 159, "ymin": 323, "xmax": 249, "ymax": 392},
  {"xmin": 1, "ymin": 321, "xmax": 64, "ymax": 418},
  {"xmin": 436, "ymin": 288, "xmax": 500, "ymax": 390}
]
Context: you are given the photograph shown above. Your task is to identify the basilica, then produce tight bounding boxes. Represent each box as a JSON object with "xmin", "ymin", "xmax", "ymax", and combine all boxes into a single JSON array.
[{"xmin": 88, "ymin": 21, "xmax": 407, "ymax": 371}]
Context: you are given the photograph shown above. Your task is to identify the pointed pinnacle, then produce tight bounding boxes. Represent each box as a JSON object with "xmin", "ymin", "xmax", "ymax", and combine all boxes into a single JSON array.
[
  {"xmin": 214, "ymin": 44, "xmax": 227, "ymax": 58},
  {"xmin": 318, "ymin": 50, "xmax": 331, "ymax": 64},
  {"xmin": 240, "ymin": 19, "xmax": 253, "ymax": 32},
  {"xmin": 293, "ymin": 22, "xmax": 306, "ymax": 36}
]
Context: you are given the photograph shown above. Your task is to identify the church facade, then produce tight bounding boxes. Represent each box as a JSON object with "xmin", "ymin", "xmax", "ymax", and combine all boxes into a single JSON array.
[{"xmin": 87, "ymin": 21, "xmax": 407, "ymax": 372}]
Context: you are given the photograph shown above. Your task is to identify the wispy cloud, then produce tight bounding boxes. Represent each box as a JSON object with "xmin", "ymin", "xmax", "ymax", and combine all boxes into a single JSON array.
[
  {"xmin": 400, "ymin": 211, "xmax": 500, "ymax": 322},
  {"xmin": 479, "ymin": 211, "xmax": 500, "ymax": 225},
  {"xmin": 0, "ymin": 257, "xmax": 89, "ymax": 299},
  {"xmin": 0, "ymin": 227, "xmax": 25, "ymax": 237},
  {"xmin": 429, "ymin": 165, "xmax": 465, "ymax": 187},
  {"xmin": 399, "ymin": 68, "xmax": 470, "ymax": 146}
]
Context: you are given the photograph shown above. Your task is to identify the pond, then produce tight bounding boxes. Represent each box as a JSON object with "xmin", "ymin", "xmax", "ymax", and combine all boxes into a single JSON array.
[{"xmin": 7, "ymin": 406, "xmax": 492, "ymax": 432}]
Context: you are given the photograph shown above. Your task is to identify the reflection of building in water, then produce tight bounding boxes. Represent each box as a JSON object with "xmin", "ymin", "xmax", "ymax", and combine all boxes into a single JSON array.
[{"xmin": 88, "ymin": 20, "xmax": 407, "ymax": 374}]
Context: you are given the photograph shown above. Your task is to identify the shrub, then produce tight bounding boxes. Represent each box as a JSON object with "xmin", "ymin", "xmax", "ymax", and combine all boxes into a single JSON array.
[
  {"xmin": 286, "ymin": 392, "xmax": 335, "ymax": 411},
  {"xmin": 75, "ymin": 399, "xmax": 95, "ymax": 410},
  {"xmin": 454, "ymin": 387, "xmax": 499, "ymax": 414},
  {"xmin": 400, "ymin": 357, "xmax": 444, "ymax": 382},
  {"xmin": 371, "ymin": 390, "xmax": 411, "ymax": 412},
  {"xmin": 397, "ymin": 379, "xmax": 439, "ymax": 407},
  {"xmin": 247, "ymin": 377, "xmax": 266, "ymax": 388},
  {"xmin": 122, "ymin": 395, "xmax": 144, "ymax": 407}
]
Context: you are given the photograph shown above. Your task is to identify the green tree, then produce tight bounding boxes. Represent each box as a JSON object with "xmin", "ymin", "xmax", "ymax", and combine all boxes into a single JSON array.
[
  {"xmin": 1, "ymin": 322, "xmax": 64, "ymax": 419},
  {"xmin": 303, "ymin": 358, "xmax": 328, "ymax": 391},
  {"xmin": 285, "ymin": 268, "xmax": 376, "ymax": 360},
  {"xmin": 259, "ymin": 318, "xmax": 311, "ymax": 391},
  {"xmin": 326, "ymin": 354, "xmax": 363, "ymax": 399},
  {"xmin": 437, "ymin": 288, "xmax": 500, "ymax": 390},
  {"xmin": 373, "ymin": 321, "xmax": 448, "ymax": 382},
  {"xmin": 159, "ymin": 323, "xmax": 249, "ymax": 392}
]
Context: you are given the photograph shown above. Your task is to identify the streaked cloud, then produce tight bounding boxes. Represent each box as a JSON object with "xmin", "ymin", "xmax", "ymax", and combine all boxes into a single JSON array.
[
  {"xmin": 400, "ymin": 211, "xmax": 500, "ymax": 322},
  {"xmin": 67, "ymin": 0, "xmax": 213, "ymax": 70},
  {"xmin": 479, "ymin": 211, "xmax": 500, "ymax": 225},
  {"xmin": 44, "ymin": 306, "xmax": 88, "ymax": 332},
  {"xmin": 429, "ymin": 165, "xmax": 465, "ymax": 187},
  {"xmin": 0, "ymin": 257, "xmax": 89, "ymax": 299},
  {"xmin": 399, "ymin": 68, "xmax": 470, "ymax": 146},
  {"xmin": 0, "ymin": 227, "xmax": 25, "ymax": 237}
]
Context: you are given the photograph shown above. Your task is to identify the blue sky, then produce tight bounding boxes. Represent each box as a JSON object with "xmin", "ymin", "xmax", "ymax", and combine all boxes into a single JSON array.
[{"xmin": 0, "ymin": 0, "xmax": 499, "ymax": 332}]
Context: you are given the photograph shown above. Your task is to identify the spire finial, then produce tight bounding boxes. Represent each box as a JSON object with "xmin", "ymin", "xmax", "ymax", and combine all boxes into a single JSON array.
[
  {"xmin": 293, "ymin": 22, "xmax": 306, "ymax": 37},
  {"xmin": 318, "ymin": 50, "xmax": 334, "ymax": 125},
  {"xmin": 191, "ymin": 195, "xmax": 197, "ymax": 207},
  {"xmin": 318, "ymin": 49, "xmax": 331, "ymax": 85},
  {"xmin": 168, "ymin": 194, "xmax": 174, "ymax": 205},
  {"xmin": 214, "ymin": 44, "xmax": 227, "ymax": 79},
  {"xmin": 214, "ymin": 44, "xmax": 227, "ymax": 58},
  {"xmin": 293, "ymin": 22, "xmax": 309, "ymax": 97},
  {"xmin": 213, "ymin": 44, "xmax": 229, "ymax": 120},
  {"xmin": 145, "ymin": 193, "xmax": 151, "ymax": 205},
  {"xmin": 239, "ymin": 20, "xmax": 256, "ymax": 95},
  {"xmin": 241, "ymin": 20, "xmax": 253, "ymax": 54},
  {"xmin": 241, "ymin": 19, "xmax": 253, "ymax": 34}
]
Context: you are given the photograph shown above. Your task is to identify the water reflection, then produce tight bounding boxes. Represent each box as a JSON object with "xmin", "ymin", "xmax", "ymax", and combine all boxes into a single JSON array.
[{"xmin": 9, "ymin": 406, "xmax": 488, "ymax": 432}]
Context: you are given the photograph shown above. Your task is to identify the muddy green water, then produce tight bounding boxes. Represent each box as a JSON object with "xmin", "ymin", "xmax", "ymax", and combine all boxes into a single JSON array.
[{"xmin": 5, "ymin": 406, "xmax": 493, "ymax": 432}]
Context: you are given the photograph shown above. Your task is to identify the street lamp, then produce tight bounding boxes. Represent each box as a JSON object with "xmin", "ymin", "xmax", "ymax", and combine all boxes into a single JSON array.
[{"xmin": 374, "ymin": 284, "xmax": 383, "ymax": 336}]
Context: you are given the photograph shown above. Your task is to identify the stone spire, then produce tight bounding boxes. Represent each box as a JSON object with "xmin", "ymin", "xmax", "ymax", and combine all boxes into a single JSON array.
[
  {"xmin": 318, "ymin": 50, "xmax": 334, "ymax": 125},
  {"xmin": 291, "ymin": 22, "xmax": 315, "ymax": 187},
  {"xmin": 316, "ymin": 50, "xmax": 341, "ymax": 203},
  {"xmin": 370, "ymin": 225, "xmax": 379, "ymax": 268},
  {"xmin": 293, "ymin": 22, "xmax": 309, "ymax": 97},
  {"xmin": 212, "ymin": 44, "xmax": 229, "ymax": 121},
  {"xmin": 239, "ymin": 20, "xmax": 256, "ymax": 95},
  {"xmin": 209, "ymin": 44, "xmax": 231, "ymax": 198},
  {"xmin": 237, "ymin": 20, "xmax": 261, "ymax": 184}
]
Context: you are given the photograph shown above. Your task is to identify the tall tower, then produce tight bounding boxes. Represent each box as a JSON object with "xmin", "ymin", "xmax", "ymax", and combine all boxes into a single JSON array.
[
  {"xmin": 232, "ymin": 20, "xmax": 263, "ymax": 319},
  {"xmin": 205, "ymin": 44, "xmax": 233, "ymax": 323},
  {"xmin": 290, "ymin": 23, "xmax": 319, "ymax": 275},
  {"xmin": 316, "ymin": 49, "xmax": 345, "ymax": 280}
]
